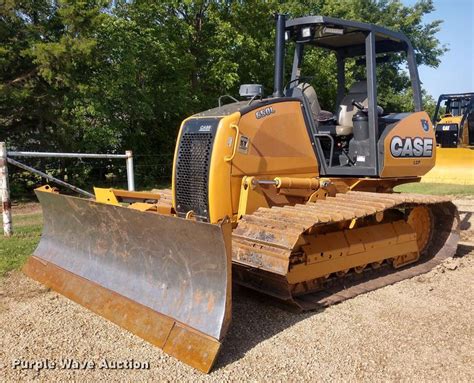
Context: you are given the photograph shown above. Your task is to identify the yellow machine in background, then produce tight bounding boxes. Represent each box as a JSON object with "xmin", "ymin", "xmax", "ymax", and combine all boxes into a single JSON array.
[
  {"xmin": 23, "ymin": 15, "xmax": 460, "ymax": 373},
  {"xmin": 422, "ymin": 93, "xmax": 474, "ymax": 184}
]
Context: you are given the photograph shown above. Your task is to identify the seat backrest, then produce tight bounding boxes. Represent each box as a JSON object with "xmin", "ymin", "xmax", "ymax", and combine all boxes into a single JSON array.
[
  {"xmin": 337, "ymin": 81, "xmax": 368, "ymax": 127},
  {"xmin": 298, "ymin": 83, "xmax": 321, "ymax": 121}
]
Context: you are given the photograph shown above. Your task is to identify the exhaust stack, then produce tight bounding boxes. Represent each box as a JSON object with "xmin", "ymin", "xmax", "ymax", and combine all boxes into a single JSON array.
[{"xmin": 273, "ymin": 14, "xmax": 286, "ymax": 97}]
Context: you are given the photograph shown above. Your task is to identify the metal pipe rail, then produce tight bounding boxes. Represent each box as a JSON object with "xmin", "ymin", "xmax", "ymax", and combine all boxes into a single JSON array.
[
  {"xmin": 7, "ymin": 150, "xmax": 135, "ymax": 192},
  {"xmin": 7, "ymin": 158, "xmax": 94, "ymax": 199},
  {"xmin": 1, "ymin": 142, "xmax": 136, "ymax": 236},
  {"xmin": 0, "ymin": 143, "xmax": 12, "ymax": 236},
  {"xmin": 7, "ymin": 151, "xmax": 128, "ymax": 159}
]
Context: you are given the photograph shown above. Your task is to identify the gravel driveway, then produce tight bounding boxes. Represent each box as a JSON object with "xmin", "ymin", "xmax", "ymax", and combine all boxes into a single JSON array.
[{"xmin": 1, "ymin": 200, "xmax": 473, "ymax": 382}]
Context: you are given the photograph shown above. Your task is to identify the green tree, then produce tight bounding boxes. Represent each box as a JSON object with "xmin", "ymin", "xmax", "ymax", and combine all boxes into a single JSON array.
[
  {"xmin": 1, "ymin": 0, "xmax": 108, "ymax": 151},
  {"xmin": 1, "ymin": 0, "xmax": 446, "ymax": 190}
]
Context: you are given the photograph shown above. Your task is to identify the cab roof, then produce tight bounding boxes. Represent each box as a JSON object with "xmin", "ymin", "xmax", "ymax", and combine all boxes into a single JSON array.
[
  {"xmin": 438, "ymin": 93, "xmax": 474, "ymax": 100},
  {"xmin": 286, "ymin": 15, "xmax": 412, "ymax": 57}
]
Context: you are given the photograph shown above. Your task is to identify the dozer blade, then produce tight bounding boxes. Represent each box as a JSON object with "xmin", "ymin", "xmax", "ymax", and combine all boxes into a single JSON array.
[
  {"xmin": 422, "ymin": 147, "xmax": 474, "ymax": 185},
  {"xmin": 23, "ymin": 190, "xmax": 232, "ymax": 373}
]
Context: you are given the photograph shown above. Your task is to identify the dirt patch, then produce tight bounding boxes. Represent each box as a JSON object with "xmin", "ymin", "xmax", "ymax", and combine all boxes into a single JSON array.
[
  {"xmin": 1, "ymin": 248, "xmax": 473, "ymax": 382},
  {"xmin": 0, "ymin": 271, "xmax": 49, "ymax": 304},
  {"xmin": 1, "ymin": 202, "xmax": 42, "ymax": 216}
]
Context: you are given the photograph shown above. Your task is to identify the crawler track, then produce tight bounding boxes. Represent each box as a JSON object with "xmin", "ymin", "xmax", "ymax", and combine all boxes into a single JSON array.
[{"xmin": 232, "ymin": 192, "xmax": 460, "ymax": 310}]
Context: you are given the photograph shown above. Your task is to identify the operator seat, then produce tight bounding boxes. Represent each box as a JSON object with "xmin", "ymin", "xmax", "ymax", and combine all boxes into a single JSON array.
[
  {"xmin": 336, "ymin": 81, "xmax": 368, "ymax": 136},
  {"xmin": 298, "ymin": 82, "xmax": 334, "ymax": 124},
  {"xmin": 298, "ymin": 82, "xmax": 321, "ymax": 121}
]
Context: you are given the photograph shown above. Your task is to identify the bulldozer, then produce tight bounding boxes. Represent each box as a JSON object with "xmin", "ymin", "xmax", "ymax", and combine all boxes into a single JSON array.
[
  {"xmin": 23, "ymin": 15, "xmax": 459, "ymax": 373},
  {"xmin": 421, "ymin": 93, "xmax": 474, "ymax": 185}
]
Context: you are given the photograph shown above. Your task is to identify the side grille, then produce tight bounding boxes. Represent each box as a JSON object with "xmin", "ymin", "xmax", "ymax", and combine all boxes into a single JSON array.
[{"xmin": 175, "ymin": 132, "xmax": 213, "ymax": 221}]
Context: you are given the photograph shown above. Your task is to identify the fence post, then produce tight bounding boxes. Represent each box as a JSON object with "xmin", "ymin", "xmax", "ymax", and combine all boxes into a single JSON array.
[
  {"xmin": 0, "ymin": 142, "xmax": 13, "ymax": 237},
  {"xmin": 126, "ymin": 150, "xmax": 135, "ymax": 191}
]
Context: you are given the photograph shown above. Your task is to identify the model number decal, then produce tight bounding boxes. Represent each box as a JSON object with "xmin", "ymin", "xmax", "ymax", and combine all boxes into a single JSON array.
[
  {"xmin": 255, "ymin": 107, "xmax": 275, "ymax": 119},
  {"xmin": 390, "ymin": 136, "xmax": 433, "ymax": 157},
  {"xmin": 238, "ymin": 135, "xmax": 249, "ymax": 154}
]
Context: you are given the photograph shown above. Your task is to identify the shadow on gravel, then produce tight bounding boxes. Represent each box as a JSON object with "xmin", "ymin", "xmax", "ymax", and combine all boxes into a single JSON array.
[
  {"xmin": 215, "ymin": 204, "xmax": 472, "ymax": 370},
  {"xmin": 455, "ymin": 243, "xmax": 474, "ymax": 258},
  {"xmin": 215, "ymin": 286, "xmax": 319, "ymax": 369},
  {"xmin": 459, "ymin": 211, "xmax": 472, "ymax": 231}
]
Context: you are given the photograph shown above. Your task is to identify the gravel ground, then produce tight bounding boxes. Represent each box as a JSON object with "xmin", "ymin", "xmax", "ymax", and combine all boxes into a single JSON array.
[{"xmin": 1, "ymin": 201, "xmax": 473, "ymax": 382}]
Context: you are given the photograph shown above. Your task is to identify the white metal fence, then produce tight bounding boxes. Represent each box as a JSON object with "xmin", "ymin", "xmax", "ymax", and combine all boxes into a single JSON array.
[{"xmin": 0, "ymin": 142, "xmax": 135, "ymax": 236}]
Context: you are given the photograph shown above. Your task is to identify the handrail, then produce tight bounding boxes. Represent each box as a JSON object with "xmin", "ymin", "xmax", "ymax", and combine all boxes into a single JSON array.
[
  {"xmin": 314, "ymin": 133, "xmax": 335, "ymax": 168},
  {"xmin": 224, "ymin": 124, "xmax": 240, "ymax": 162}
]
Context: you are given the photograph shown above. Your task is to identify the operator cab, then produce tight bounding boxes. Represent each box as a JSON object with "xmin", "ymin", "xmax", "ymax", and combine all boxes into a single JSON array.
[
  {"xmin": 281, "ymin": 15, "xmax": 423, "ymax": 176},
  {"xmin": 434, "ymin": 94, "xmax": 474, "ymax": 119},
  {"xmin": 432, "ymin": 93, "xmax": 474, "ymax": 147}
]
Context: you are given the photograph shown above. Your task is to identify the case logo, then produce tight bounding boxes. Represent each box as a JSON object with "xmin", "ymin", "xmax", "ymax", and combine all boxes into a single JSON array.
[
  {"xmin": 198, "ymin": 125, "xmax": 212, "ymax": 132},
  {"xmin": 421, "ymin": 119, "xmax": 430, "ymax": 132},
  {"xmin": 255, "ymin": 106, "xmax": 275, "ymax": 119},
  {"xmin": 390, "ymin": 136, "xmax": 433, "ymax": 157}
]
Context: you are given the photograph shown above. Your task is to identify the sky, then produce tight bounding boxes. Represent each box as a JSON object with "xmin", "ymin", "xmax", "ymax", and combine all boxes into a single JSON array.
[{"xmin": 402, "ymin": 0, "xmax": 474, "ymax": 99}]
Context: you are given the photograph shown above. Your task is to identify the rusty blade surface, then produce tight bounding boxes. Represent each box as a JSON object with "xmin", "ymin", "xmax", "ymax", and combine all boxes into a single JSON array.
[
  {"xmin": 23, "ymin": 257, "xmax": 222, "ymax": 372},
  {"xmin": 25, "ymin": 190, "xmax": 232, "ymax": 372}
]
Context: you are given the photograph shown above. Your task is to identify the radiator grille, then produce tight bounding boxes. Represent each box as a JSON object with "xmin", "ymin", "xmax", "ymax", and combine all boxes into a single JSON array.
[
  {"xmin": 435, "ymin": 124, "xmax": 459, "ymax": 148},
  {"xmin": 175, "ymin": 132, "xmax": 213, "ymax": 221}
]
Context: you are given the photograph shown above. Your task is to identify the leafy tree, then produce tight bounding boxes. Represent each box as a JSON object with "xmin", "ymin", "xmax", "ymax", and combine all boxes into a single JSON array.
[
  {"xmin": 0, "ymin": 0, "xmax": 446, "ymax": 191},
  {"xmin": 1, "ymin": 0, "xmax": 107, "ymax": 151}
]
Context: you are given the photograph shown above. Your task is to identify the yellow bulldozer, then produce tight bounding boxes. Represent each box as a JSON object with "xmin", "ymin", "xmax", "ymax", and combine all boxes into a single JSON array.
[
  {"xmin": 23, "ymin": 15, "xmax": 460, "ymax": 373},
  {"xmin": 422, "ymin": 92, "xmax": 474, "ymax": 184}
]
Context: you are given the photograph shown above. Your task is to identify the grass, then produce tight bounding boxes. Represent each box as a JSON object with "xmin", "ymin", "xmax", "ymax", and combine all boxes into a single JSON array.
[
  {"xmin": 0, "ymin": 212, "xmax": 42, "ymax": 276},
  {"xmin": 394, "ymin": 182, "xmax": 474, "ymax": 196}
]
